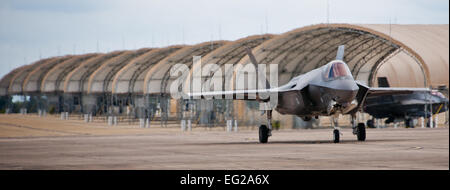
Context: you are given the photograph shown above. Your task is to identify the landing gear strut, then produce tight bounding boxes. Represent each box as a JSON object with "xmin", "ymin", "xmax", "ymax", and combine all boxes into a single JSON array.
[
  {"xmin": 259, "ymin": 110, "xmax": 273, "ymax": 143},
  {"xmin": 332, "ymin": 116, "xmax": 340, "ymax": 143}
]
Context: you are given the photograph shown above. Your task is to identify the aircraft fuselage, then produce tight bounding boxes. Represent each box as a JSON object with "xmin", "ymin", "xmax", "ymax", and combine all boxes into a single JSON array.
[{"xmin": 275, "ymin": 79, "xmax": 359, "ymax": 118}]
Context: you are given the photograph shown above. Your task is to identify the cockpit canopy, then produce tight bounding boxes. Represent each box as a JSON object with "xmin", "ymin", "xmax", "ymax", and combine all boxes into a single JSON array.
[{"xmin": 324, "ymin": 61, "xmax": 352, "ymax": 81}]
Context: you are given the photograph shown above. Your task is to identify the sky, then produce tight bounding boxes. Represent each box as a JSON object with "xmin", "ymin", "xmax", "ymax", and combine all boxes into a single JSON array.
[{"xmin": 0, "ymin": 0, "xmax": 448, "ymax": 79}]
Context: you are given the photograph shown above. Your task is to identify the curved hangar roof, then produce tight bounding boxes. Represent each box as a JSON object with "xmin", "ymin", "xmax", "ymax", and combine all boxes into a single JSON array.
[
  {"xmin": 86, "ymin": 48, "xmax": 153, "ymax": 94},
  {"xmin": 23, "ymin": 56, "xmax": 75, "ymax": 94},
  {"xmin": 63, "ymin": 51, "xmax": 126, "ymax": 94},
  {"xmin": 41, "ymin": 53, "xmax": 100, "ymax": 94},
  {"xmin": 364, "ymin": 24, "xmax": 448, "ymax": 87},
  {"xmin": 0, "ymin": 55, "xmax": 74, "ymax": 95},
  {"xmin": 0, "ymin": 24, "xmax": 447, "ymax": 96},
  {"xmin": 9, "ymin": 57, "xmax": 60, "ymax": 95},
  {"xmin": 142, "ymin": 40, "xmax": 228, "ymax": 95},
  {"xmin": 111, "ymin": 45, "xmax": 186, "ymax": 94},
  {"xmin": 180, "ymin": 35, "xmax": 273, "ymax": 95},
  {"xmin": 0, "ymin": 65, "xmax": 29, "ymax": 95}
]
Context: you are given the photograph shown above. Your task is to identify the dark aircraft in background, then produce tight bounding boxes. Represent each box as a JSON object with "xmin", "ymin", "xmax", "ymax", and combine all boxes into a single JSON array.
[
  {"xmin": 188, "ymin": 45, "xmax": 434, "ymax": 143},
  {"xmin": 362, "ymin": 79, "xmax": 448, "ymax": 128}
]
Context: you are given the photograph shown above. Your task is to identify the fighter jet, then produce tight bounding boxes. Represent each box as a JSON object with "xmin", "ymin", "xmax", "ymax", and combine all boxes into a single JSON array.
[
  {"xmin": 362, "ymin": 80, "xmax": 448, "ymax": 128},
  {"xmin": 188, "ymin": 45, "xmax": 432, "ymax": 143}
]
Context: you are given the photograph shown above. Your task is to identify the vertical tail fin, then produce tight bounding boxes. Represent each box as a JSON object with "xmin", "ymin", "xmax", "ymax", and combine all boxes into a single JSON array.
[{"xmin": 336, "ymin": 45, "xmax": 345, "ymax": 61}]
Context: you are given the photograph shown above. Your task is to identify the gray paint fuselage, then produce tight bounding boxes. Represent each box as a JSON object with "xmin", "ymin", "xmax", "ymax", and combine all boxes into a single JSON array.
[{"xmin": 275, "ymin": 78, "xmax": 359, "ymax": 117}]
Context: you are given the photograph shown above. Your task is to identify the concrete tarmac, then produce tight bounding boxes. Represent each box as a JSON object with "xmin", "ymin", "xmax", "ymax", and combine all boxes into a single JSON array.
[{"xmin": 0, "ymin": 115, "xmax": 448, "ymax": 169}]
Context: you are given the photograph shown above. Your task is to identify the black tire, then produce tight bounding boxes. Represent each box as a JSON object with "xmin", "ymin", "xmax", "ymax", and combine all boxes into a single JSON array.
[
  {"xmin": 259, "ymin": 125, "xmax": 269, "ymax": 143},
  {"xmin": 333, "ymin": 129, "xmax": 340, "ymax": 143},
  {"xmin": 366, "ymin": 119, "xmax": 375, "ymax": 128},
  {"xmin": 303, "ymin": 116, "xmax": 312, "ymax": 121},
  {"xmin": 357, "ymin": 123, "xmax": 366, "ymax": 141}
]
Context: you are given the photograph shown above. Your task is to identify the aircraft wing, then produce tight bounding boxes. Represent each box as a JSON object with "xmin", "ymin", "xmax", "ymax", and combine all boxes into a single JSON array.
[
  {"xmin": 187, "ymin": 72, "xmax": 310, "ymax": 100},
  {"xmin": 187, "ymin": 87, "xmax": 281, "ymax": 101},
  {"xmin": 365, "ymin": 87, "xmax": 430, "ymax": 96}
]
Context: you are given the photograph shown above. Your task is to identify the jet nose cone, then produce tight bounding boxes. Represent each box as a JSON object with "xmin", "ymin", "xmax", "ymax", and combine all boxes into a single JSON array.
[
  {"xmin": 334, "ymin": 89, "xmax": 358, "ymax": 104},
  {"xmin": 328, "ymin": 79, "xmax": 359, "ymax": 104},
  {"xmin": 330, "ymin": 79, "xmax": 359, "ymax": 91}
]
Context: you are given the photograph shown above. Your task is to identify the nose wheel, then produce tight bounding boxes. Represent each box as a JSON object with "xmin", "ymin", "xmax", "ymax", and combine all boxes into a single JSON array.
[
  {"xmin": 259, "ymin": 125, "xmax": 269, "ymax": 143},
  {"xmin": 332, "ymin": 116, "xmax": 340, "ymax": 143},
  {"xmin": 333, "ymin": 129, "xmax": 340, "ymax": 143},
  {"xmin": 259, "ymin": 110, "xmax": 273, "ymax": 143}
]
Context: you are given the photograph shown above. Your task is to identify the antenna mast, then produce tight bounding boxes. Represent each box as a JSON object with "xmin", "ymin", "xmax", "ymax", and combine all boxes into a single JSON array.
[
  {"xmin": 327, "ymin": 0, "xmax": 330, "ymax": 24},
  {"xmin": 265, "ymin": 10, "xmax": 268, "ymax": 33}
]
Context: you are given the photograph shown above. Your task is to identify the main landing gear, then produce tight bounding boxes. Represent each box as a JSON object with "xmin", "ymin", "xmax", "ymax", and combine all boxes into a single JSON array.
[
  {"xmin": 351, "ymin": 114, "xmax": 366, "ymax": 141},
  {"xmin": 258, "ymin": 112, "xmax": 367, "ymax": 144},
  {"xmin": 259, "ymin": 110, "xmax": 273, "ymax": 143}
]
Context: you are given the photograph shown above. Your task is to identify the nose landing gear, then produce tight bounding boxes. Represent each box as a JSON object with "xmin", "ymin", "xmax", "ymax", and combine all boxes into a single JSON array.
[
  {"xmin": 259, "ymin": 110, "xmax": 273, "ymax": 143},
  {"xmin": 332, "ymin": 115, "xmax": 340, "ymax": 143},
  {"xmin": 259, "ymin": 125, "xmax": 269, "ymax": 143},
  {"xmin": 333, "ymin": 129, "xmax": 340, "ymax": 143}
]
